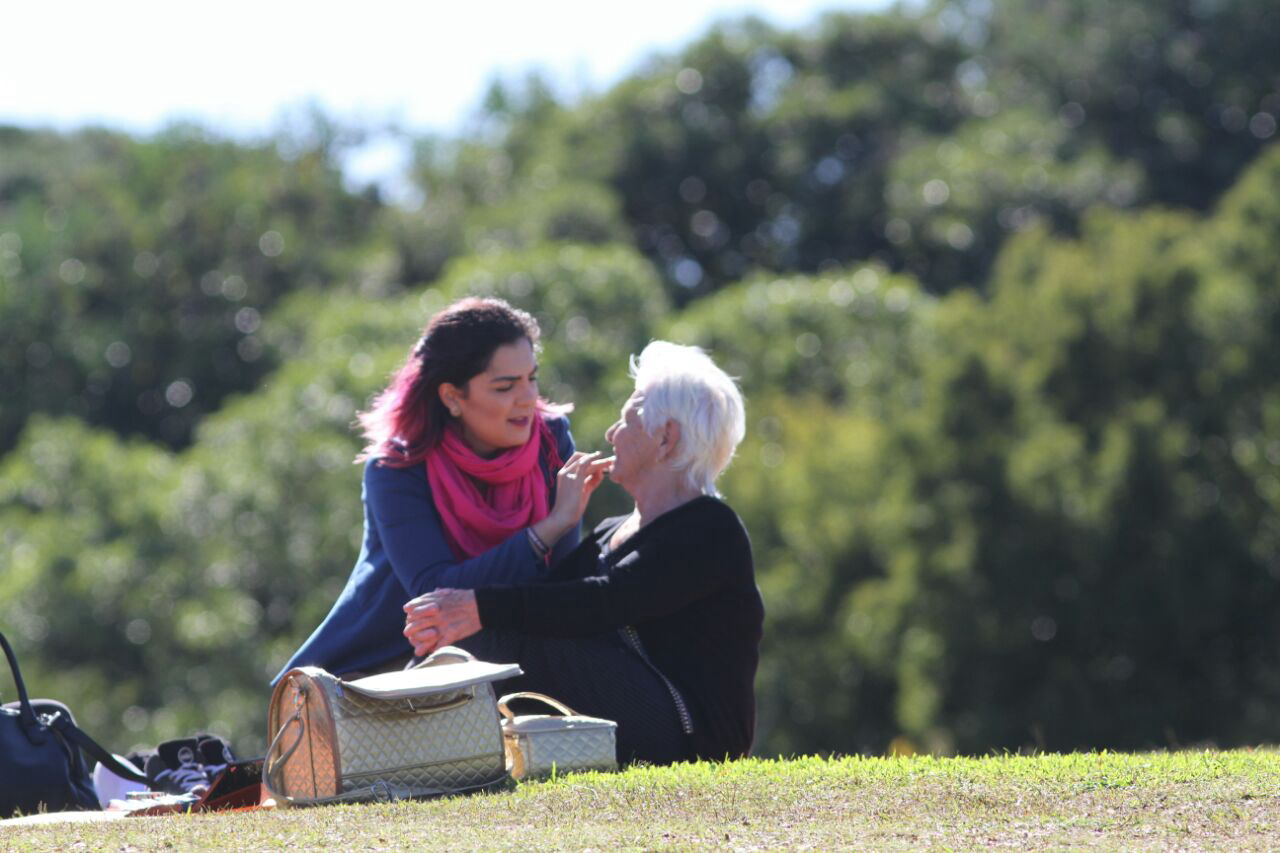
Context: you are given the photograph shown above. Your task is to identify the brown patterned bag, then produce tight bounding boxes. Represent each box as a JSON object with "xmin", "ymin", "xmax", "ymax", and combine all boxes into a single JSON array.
[{"xmin": 264, "ymin": 648, "xmax": 519, "ymax": 805}]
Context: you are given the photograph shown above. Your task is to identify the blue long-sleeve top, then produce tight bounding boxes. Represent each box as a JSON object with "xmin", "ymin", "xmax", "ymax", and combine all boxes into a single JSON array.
[{"xmin": 273, "ymin": 415, "xmax": 577, "ymax": 683}]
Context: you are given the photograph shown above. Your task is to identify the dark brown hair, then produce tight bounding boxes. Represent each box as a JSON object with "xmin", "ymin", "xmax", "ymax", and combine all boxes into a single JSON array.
[{"xmin": 356, "ymin": 297, "xmax": 541, "ymax": 467}]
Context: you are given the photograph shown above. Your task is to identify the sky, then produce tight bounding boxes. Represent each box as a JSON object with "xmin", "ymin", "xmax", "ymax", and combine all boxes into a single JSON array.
[{"xmin": 1, "ymin": 1, "xmax": 886, "ymax": 190}]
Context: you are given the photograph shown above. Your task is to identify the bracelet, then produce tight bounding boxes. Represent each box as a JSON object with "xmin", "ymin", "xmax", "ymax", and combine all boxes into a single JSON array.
[{"xmin": 527, "ymin": 526, "xmax": 550, "ymax": 558}]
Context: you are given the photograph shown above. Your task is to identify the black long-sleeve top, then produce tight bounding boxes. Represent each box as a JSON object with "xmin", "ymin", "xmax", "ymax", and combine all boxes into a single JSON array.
[{"xmin": 474, "ymin": 495, "xmax": 764, "ymax": 760}]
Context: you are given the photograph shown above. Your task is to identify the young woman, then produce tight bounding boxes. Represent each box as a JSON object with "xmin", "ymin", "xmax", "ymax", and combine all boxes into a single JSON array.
[{"xmin": 273, "ymin": 297, "xmax": 610, "ymax": 682}]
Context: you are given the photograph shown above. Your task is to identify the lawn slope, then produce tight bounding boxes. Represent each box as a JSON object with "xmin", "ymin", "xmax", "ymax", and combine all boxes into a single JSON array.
[{"xmin": 5, "ymin": 751, "xmax": 1279, "ymax": 851}]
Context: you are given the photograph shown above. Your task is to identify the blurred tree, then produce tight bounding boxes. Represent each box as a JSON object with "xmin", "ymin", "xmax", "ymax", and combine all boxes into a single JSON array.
[
  {"xmin": 859, "ymin": 156, "xmax": 1280, "ymax": 751},
  {"xmin": 663, "ymin": 264, "xmax": 930, "ymax": 416},
  {"xmin": 974, "ymin": 0, "xmax": 1280, "ymax": 209},
  {"xmin": 885, "ymin": 108, "xmax": 1144, "ymax": 287},
  {"xmin": 498, "ymin": 12, "xmax": 971, "ymax": 299},
  {"xmin": 0, "ymin": 122, "xmax": 382, "ymax": 451},
  {"xmin": 719, "ymin": 396, "xmax": 900, "ymax": 755},
  {"xmin": 0, "ymin": 417, "xmax": 259, "ymax": 747},
  {"xmin": 404, "ymin": 1, "xmax": 1278, "ymax": 299},
  {"xmin": 461, "ymin": 180, "xmax": 630, "ymax": 253}
]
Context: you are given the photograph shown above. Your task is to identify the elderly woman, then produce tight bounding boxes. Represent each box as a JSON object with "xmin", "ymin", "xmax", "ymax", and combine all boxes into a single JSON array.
[{"xmin": 404, "ymin": 341, "xmax": 764, "ymax": 764}]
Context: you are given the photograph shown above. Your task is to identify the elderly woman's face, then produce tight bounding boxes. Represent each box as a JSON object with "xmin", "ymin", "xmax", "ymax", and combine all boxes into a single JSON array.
[{"xmin": 605, "ymin": 391, "xmax": 661, "ymax": 490}]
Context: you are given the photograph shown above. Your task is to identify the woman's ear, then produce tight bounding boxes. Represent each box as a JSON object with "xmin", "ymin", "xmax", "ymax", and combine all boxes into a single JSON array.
[
  {"xmin": 438, "ymin": 382, "xmax": 463, "ymax": 417},
  {"xmin": 659, "ymin": 419, "xmax": 681, "ymax": 461}
]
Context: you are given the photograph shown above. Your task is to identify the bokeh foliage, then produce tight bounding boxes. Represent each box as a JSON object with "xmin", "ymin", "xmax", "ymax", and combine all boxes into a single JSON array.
[
  {"xmin": 2, "ymin": 1, "xmax": 1279, "ymax": 758},
  {"xmin": 0, "ymin": 121, "xmax": 384, "ymax": 450}
]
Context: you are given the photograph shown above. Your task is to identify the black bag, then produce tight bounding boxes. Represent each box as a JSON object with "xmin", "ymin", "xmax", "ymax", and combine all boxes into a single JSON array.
[{"xmin": 1, "ymin": 630, "xmax": 147, "ymax": 819}]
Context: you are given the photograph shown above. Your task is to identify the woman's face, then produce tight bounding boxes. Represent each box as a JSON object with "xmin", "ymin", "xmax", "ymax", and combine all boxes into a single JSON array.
[
  {"xmin": 605, "ymin": 390, "xmax": 662, "ymax": 490},
  {"xmin": 441, "ymin": 338, "xmax": 539, "ymax": 457}
]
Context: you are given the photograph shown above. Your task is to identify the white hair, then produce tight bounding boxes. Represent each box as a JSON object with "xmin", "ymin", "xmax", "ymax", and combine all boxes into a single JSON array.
[{"xmin": 629, "ymin": 341, "xmax": 746, "ymax": 496}]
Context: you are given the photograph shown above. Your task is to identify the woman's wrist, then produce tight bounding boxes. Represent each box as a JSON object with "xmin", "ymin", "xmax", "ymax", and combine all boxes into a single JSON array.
[
  {"xmin": 526, "ymin": 526, "xmax": 550, "ymax": 559},
  {"xmin": 531, "ymin": 515, "xmax": 569, "ymax": 552}
]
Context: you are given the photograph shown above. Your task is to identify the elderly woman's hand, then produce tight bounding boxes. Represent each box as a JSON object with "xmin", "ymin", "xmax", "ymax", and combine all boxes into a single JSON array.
[{"xmin": 402, "ymin": 588, "xmax": 481, "ymax": 658}]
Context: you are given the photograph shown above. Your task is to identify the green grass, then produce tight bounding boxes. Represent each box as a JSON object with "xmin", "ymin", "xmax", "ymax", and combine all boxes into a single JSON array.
[{"xmin": 6, "ymin": 751, "xmax": 1280, "ymax": 851}]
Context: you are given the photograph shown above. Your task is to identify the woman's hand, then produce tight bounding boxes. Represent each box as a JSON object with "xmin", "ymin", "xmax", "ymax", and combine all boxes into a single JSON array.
[
  {"xmin": 532, "ymin": 451, "xmax": 614, "ymax": 547},
  {"xmin": 402, "ymin": 588, "xmax": 481, "ymax": 658}
]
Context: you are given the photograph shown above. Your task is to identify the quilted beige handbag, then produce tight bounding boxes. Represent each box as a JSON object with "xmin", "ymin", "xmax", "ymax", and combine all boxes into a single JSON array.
[
  {"xmin": 265, "ymin": 648, "xmax": 520, "ymax": 805},
  {"xmin": 498, "ymin": 692, "xmax": 617, "ymax": 780}
]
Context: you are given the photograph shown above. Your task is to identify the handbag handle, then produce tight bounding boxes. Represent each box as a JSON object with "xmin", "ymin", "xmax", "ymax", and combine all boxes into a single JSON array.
[
  {"xmin": 0, "ymin": 630, "xmax": 43, "ymax": 741},
  {"xmin": 0, "ymin": 630, "xmax": 147, "ymax": 782},
  {"xmin": 264, "ymin": 712, "xmax": 306, "ymax": 799},
  {"xmin": 497, "ymin": 691, "xmax": 581, "ymax": 721},
  {"xmin": 47, "ymin": 713, "xmax": 149, "ymax": 784}
]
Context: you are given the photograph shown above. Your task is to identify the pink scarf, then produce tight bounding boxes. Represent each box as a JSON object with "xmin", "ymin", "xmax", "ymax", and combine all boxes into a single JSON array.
[{"xmin": 425, "ymin": 413, "xmax": 561, "ymax": 559}]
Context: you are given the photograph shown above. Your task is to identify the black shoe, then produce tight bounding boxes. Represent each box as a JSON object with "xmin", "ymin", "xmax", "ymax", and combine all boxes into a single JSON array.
[
  {"xmin": 196, "ymin": 734, "xmax": 235, "ymax": 782},
  {"xmin": 196, "ymin": 734, "xmax": 235, "ymax": 766},
  {"xmin": 146, "ymin": 738, "xmax": 211, "ymax": 795}
]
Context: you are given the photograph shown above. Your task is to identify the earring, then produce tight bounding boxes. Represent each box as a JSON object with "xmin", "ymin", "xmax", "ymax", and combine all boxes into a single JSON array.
[{"xmin": 450, "ymin": 408, "xmax": 460, "ymax": 417}]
